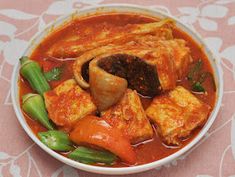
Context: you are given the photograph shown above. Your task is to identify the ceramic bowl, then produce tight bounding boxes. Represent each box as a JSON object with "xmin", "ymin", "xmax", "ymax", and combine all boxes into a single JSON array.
[{"xmin": 11, "ymin": 4, "xmax": 223, "ymax": 175}]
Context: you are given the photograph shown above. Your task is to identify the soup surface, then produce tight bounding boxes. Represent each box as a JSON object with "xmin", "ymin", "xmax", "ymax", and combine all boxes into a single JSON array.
[{"xmin": 19, "ymin": 13, "xmax": 216, "ymax": 167}]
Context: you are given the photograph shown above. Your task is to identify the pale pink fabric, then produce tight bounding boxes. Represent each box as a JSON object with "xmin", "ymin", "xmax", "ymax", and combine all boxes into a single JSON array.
[{"xmin": 0, "ymin": 0, "xmax": 235, "ymax": 177}]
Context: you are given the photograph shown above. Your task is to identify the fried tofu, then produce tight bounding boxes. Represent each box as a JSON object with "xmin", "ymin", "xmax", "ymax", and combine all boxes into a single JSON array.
[
  {"xmin": 44, "ymin": 79, "xmax": 96, "ymax": 130},
  {"xmin": 159, "ymin": 39, "xmax": 192, "ymax": 79},
  {"xmin": 149, "ymin": 45, "xmax": 177, "ymax": 90},
  {"xmin": 101, "ymin": 89, "xmax": 153, "ymax": 144},
  {"xmin": 146, "ymin": 86, "xmax": 211, "ymax": 145}
]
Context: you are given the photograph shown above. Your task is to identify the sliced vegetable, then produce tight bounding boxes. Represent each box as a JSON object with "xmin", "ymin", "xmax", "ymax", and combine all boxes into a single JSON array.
[
  {"xmin": 192, "ymin": 82, "xmax": 205, "ymax": 92},
  {"xmin": 68, "ymin": 146, "xmax": 117, "ymax": 164},
  {"xmin": 187, "ymin": 59, "xmax": 202, "ymax": 81},
  {"xmin": 70, "ymin": 116, "xmax": 136, "ymax": 164},
  {"xmin": 20, "ymin": 56, "xmax": 50, "ymax": 95},
  {"xmin": 22, "ymin": 93, "xmax": 54, "ymax": 130},
  {"xmin": 43, "ymin": 66, "xmax": 63, "ymax": 81},
  {"xmin": 38, "ymin": 130, "xmax": 73, "ymax": 151}
]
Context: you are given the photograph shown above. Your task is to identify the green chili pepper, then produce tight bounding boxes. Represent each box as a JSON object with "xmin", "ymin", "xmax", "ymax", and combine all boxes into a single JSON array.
[
  {"xmin": 20, "ymin": 56, "xmax": 50, "ymax": 95},
  {"xmin": 22, "ymin": 93, "xmax": 54, "ymax": 130},
  {"xmin": 68, "ymin": 146, "xmax": 117, "ymax": 165},
  {"xmin": 43, "ymin": 66, "xmax": 63, "ymax": 82},
  {"xmin": 187, "ymin": 59, "xmax": 203, "ymax": 81},
  {"xmin": 38, "ymin": 130, "xmax": 73, "ymax": 151}
]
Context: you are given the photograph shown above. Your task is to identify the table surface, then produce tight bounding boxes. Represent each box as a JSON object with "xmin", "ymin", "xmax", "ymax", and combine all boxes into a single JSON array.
[{"xmin": 0, "ymin": 0, "xmax": 235, "ymax": 177}]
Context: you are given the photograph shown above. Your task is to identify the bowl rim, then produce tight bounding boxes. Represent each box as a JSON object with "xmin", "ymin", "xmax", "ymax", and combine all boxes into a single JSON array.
[{"xmin": 11, "ymin": 3, "xmax": 223, "ymax": 175}]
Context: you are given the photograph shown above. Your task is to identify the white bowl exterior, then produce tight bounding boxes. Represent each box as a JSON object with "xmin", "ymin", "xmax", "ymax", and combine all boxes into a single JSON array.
[{"xmin": 11, "ymin": 4, "xmax": 223, "ymax": 175}]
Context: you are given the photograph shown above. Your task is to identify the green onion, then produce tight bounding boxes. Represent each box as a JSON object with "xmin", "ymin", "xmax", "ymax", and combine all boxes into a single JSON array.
[
  {"xmin": 43, "ymin": 66, "xmax": 63, "ymax": 82},
  {"xmin": 187, "ymin": 59, "xmax": 203, "ymax": 81},
  {"xmin": 68, "ymin": 146, "xmax": 117, "ymax": 165},
  {"xmin": 38, "ymin": 130, "xmax": 73, "ymax": 151},
  {"xmin": 22, "ymin": 93, "xmax": 54, "ymax": 130},
  {"xmin": 20, "ymin": 56, "xmax": 50, "ymax": 95}
]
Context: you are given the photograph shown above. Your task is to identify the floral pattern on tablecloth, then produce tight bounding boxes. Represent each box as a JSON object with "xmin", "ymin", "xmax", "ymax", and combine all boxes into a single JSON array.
[{"xmin": 0, "ymin": 0, "xmax": 235, "ymax": 177}]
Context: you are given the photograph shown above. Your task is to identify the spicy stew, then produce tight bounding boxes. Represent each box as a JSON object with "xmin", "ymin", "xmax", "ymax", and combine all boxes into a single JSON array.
[{"xmin": 19, "ymin": 13, "xmax": 216, "ymax": 167}]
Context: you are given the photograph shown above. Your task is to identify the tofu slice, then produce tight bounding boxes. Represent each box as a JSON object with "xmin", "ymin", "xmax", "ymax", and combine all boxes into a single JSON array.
[
  {"xmin": 159, "ymin": 39, "xmax": 192, "ymax": 79},
  {"xmin": 143, "ymin": 39, "xmax": 191, "ymax": 90},
  {"xmin": 146, "ymin": 86, "xmax": 211, "ymax": 145},
  {"xmin": 101, "ymin": 89, "xmax": 153, "ymax": 144},
  {"xmin": 143, "ymin": 45, "xmax": 177, "ymax": 91},
  {"xmin": 44, "ymin": 79, "xmax": 97, "ymax": 130}
]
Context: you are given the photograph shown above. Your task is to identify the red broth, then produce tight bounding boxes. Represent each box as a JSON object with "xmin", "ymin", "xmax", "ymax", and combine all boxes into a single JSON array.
[{"xmin": 19, "ymin": 13, "xmax": 216, "ymax": 167}]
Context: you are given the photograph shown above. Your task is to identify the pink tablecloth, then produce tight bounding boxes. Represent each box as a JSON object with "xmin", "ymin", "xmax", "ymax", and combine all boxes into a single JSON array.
[{"xmin": 0, "ymin": 0, "xmax": 235, "ymax": 177}]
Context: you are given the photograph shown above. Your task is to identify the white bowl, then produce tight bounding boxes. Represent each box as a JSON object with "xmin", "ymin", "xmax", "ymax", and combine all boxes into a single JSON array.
[{"xmin": 11, "ymin": 4, "xmax": 223, "ymax": 175}]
